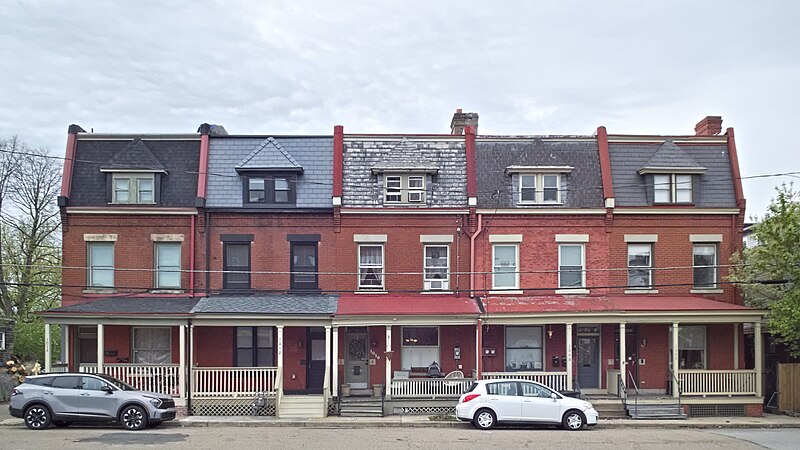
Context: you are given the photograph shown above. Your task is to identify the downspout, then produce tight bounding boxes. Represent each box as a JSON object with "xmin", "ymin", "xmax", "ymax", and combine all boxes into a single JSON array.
[
  {"xmin": 469, "ymin": 214, "xmax": 483, "ymax": 298},
  {"xmin": 205, "ymin": 211, "xmax": 211, "ymax": 295},
  {"xmin": 189, "ymin": 215, "xmax": 195, "ymax": 297}
]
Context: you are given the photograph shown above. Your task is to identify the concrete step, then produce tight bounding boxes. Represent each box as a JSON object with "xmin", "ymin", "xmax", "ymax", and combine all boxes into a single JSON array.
[
  {"xmin": 279, "ymin": 395, "xmax": 326, "ymax": 418},
  {"xmin": 627, "ymin": 402, "xmax": 686, "ymax": 420},
  {"xmin": 339, "ymin": 409, "xmax": 384, "ymax": 417}
]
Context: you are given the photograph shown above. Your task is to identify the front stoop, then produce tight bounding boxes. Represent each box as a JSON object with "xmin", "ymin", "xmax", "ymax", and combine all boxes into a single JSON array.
[
  {"xmin": 628, "ymin": 402, "xmax": 687, "ymax": 420},
  {"xmin": 279, "ymin": 395, "xmax": 326, "ymax": 419},
  {"xmin": 339, "ymin": 396, "xmax": 384, "ymax": 417},
  {"xmin": 591, "ymin": 400, "xmax": 629, "ymax": 419}
]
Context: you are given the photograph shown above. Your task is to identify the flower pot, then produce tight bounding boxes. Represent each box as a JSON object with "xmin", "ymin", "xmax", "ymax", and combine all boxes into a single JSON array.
[
  {"xmin": 372, "ymin": 384, "xmax": 384, "ymax": 397},
  {"xmin": 340, "ymin": 384, "xmax": 351, "ymax": 397}
]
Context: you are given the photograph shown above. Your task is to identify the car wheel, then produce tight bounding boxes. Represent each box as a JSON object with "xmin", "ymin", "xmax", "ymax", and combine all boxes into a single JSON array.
[
  {"xmin": 120, "ymin": 405, "xmax": 147, "ymax": 431},
  {"xmin": 24, "ymin": 405, "xmax": 52, "ymax": 430},
  {"xmin": 473, "ymin": 408, "xmax": 496, "ymax": 430},
  {"xmin": 562, "ymin": 410, "xmax": 586, "ymax": 431},
  {"xmin": 52, "ymin": 421, "xmax": 71, "ymax": 428}
]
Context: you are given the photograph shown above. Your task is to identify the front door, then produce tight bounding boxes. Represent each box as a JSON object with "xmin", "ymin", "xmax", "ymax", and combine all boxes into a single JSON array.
[
  {"xmin": 577, "ymin": 336, "xmax": 600, "ymax": 389},
  {"xmin": 624, "ymin": 327, "xmax": 639, "ymax": 387},
  {"xmin": 345, "ymin": 333, "xmax": 369, "ymax": 389},
  {"xmin": 306, "ymin": 328, "xmax": 326, "ymax": 394}
]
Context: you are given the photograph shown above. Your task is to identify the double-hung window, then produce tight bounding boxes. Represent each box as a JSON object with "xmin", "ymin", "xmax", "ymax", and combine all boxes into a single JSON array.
[
  {"xmin": 155, "ymin": 242, "xmax": 181, "ymax": 289},
  {"xmin": 87, "ymin": 242, "xmax": 114, "ymax": 288},
  {"xmin": 627, "ymin": 244, "xmax": 653, "ymax": 288},
  {"xmin": 384, "ymin": 174, "xmax": 426, "ymax": 204},
  {"xmin": 654, "ymin": 174, "xmax": 693, "ymax": 203},
  {"xmin": 245, "ymin": 175, "xmax": 295, "ymax": 205},
  {"xmin": 518, "ymin": 174, "xmax": 560, "ymax": 204},
  {"xmin": 400, "ymin": 326, "xmax": 439, "ymax": 370},
  {"xmin": 492, "ymin": 244, "xmax": 519, "ymax": 290},
  {"xmin": 235, "ymin": 327, "xmax": 274, "ymax": 367},
  {"xmin": 132, "ymin": 327, "xmax": 171, "ymax": 364},
  {"xmin": 291, "ymin": 242, "xmax": 318, "ymax": 290},
  {"xmin": 670, "ymin": 325, "xmax": 706, "ymax": 369},
  {"xmin": 693, "ymin": 244, "xmax": 718, "ymax": 288},
  {"xmin": 423, "ymin": 245, "xmax": 449, "ymax": 291},
  {"xmin": 558, "ymin": 244, "xmax": 585, "ymax": 288},
  {"xmin": 505, "ymin": 326, "xmax": 543, "ymax": 371},
  {"xmin": 111, "ymin": 173, "xmax": 156, "ymax": 204},
  {"xmin": 224, "ymin": 243, "xmax": 251, "ymax": 290},
  {"xmin": 358, "ymin": 245, "xmax": 384, "ymax": 289}
]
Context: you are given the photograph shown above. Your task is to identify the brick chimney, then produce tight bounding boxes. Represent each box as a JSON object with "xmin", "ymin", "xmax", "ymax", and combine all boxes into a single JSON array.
[
  {"xmin": 451, "ymin": 109, "xmax": 479, "ymax": 135},
  {"xmin": 695, "ymin": 116, "xmax": 723, "ymax": 136}
]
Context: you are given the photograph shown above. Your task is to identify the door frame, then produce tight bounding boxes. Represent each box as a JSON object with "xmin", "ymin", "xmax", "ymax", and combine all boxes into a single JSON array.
[
  {"xmin": 305, "ymin": 327, "xmax": 326, "ymax": 394},
  {"xmin": 576, "ymin": 324, "xmax": 601, "ymax": 391},
  {"xmin": 344, "ymin": 328, "xmax": 370, "ymax": 389}
]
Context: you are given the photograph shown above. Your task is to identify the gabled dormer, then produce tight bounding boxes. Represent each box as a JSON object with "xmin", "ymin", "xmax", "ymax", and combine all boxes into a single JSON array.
[
  {"xmin": 371, "ymin": 138, "xmax": 439, "ymax": 206},
  {"xmin": 235, "ymin": 138, "xmax": 304, "ymax": 207},
  {"xmin": 100, "ymin": 139, "xmax": 167, "ymax": 205},
  {"xmin": 637, "ymin": 140, "xmax": 707, "ymax": 205}
]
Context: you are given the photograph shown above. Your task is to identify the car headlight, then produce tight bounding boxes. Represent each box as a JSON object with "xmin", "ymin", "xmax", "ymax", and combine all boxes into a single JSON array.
[
  {"xmin": 146, "ymin": 397, "xmax": 162, "ymax": 408},
  {"xmin": 582, "ymin": 401, "xmax": 594, "ymax": 410}
]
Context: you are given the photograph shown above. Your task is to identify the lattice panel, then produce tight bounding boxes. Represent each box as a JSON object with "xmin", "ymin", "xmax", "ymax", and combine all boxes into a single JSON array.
[
  {"xmin": 688, "ymin": 404, "xmax": 746, "ymax": 417},
  {"xmin": 328, "ymin": 398, "xmax": 340, "ymax": 416},
  {"xmin": 400, "ymin": 406, "xmax": 455, "ymax": 415},
  {"xmin": 191, "ymin": 398, "xmax": 276, "ymax": 416}
]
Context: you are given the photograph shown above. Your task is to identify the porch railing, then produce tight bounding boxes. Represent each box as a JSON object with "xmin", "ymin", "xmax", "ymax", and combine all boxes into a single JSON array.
[
  {"xmin": 482, "ymin": 371, "xmax": 568, "ymax": 391},
  {"xmin": 77, "ymin": 363, "xmax": 180, "ymax": 397},
  {"xmin": 389, "ymin": 378, "xmax": 475, "ymax": 398},
  {"xmin": 192, "ymin": 367, "xmax": 278, "ymax": 398},
  {"xmin": 677, "ymin": 369, "xmax": 757, "ymax": 396}
]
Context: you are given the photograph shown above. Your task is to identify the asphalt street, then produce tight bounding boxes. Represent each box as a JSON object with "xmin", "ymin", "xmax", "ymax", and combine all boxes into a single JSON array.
[{"xmin": 1, "ymin": 426, "xmax": 799, "ymax": 449}]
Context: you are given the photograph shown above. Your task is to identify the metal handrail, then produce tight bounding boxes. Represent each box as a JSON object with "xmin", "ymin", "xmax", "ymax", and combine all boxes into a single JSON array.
[
  {"xmin": 627, "ymin": 370, "xmax": 640, "ymax": 415},
  {"xmin": 667, "ymin": 367, "xmax": 682, "ymax": 412},
  {"xmin": 617, "ymin": 373, "xmax": 628, "ymax": 407}
]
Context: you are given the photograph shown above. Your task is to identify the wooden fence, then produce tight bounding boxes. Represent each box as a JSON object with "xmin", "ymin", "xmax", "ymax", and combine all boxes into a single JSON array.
[{"xmin": 778, "ymin": 363, "xmax": 800, "ymax": 412}]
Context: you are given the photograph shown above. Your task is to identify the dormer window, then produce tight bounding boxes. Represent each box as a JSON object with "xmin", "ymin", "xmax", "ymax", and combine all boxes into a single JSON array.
[
  {"xmin": 244, "ymin": 174, "xmax": 295, "ymax": 205},
  {"xmin": 111, "ymin": 173, "xmax": 156, "ymax": 204},
  {"xmin": 384, "ymin": 174, "xmax": 426, "ymax": 204},
  {"xmin": 519, "ymin": 173, "xmax": 560, "ymax": 204},
  {"xmin": 654, "ymin": 174, "xmax": 692, "ymax": 203}
]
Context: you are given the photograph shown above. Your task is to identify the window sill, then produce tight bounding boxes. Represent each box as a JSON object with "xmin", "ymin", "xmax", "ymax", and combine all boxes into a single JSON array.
[
  {"xmin": 489, "ymin": 290, "xmax": 523, "ymax": 295},
  {"xmin": 517, "ymin": 202, "xmax": 564, "ymax": 206},
  {"xmin": 624, "ymin": 289, "xmax": 659, "ymax": 294},
  {"xmin": 690, "ymin": 288, "xmax": 723, "ymax": 294},
  {"xmin": 355, "ymin": 290, "xmax": 387, "ymax": 294},
  {"xmin": 150, "ymin": 289, "xmax": 184, "ymax": 294},
  {"xmin": 83, "ymin": 289, "xmax": 117, "ymax": 294},
  {"xmin": 555, "ymin": 288, "xmax": 590, "ymax": 295},
  {"xmin": 421, "ymin": 291, "xmax": 453, "ymax": 294}
]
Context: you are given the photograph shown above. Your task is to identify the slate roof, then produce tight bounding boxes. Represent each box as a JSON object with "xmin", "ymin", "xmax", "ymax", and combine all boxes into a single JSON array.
[
  {"xmin": 481, "ymin": 295, "xmax": 757, "ymax": 314},
  {"xmin": 639, "ymin": 140, "xmax": 706, "ymax": 173},
  {"xmin": 192, "ymin": 294, "xmax": 338, "ymax": 315},
  {"xmin": 476, "ymin": 138, "xmax": 603, "ymax": 208},
  {"xmin": 343, "ymin": 137, "xmax": 466, "ymax": 207},
  {"xmin": 336, "ymin": 294, "xmax": 480, "ymax": 316},
  {"xmin": 236, "ymin": 138, "xmax": 303, "ymax": 173},
  {"xmin": 100, "ymin": 139, "xmax": 167, "ymax": 172},
  {"xmin": 69, "ymin": 138, "xmax": 200, "ymax": 207},
  {"xmin": 609, "ymin": 141, "xmax": 736, "ymax": 207},
  {"xmin": 40, "ymin": 297, "xmax": 198, "ymax": 316},
  {"xmin": 207, "ymin": 137, "xmax": 333, "ymax": 208}
]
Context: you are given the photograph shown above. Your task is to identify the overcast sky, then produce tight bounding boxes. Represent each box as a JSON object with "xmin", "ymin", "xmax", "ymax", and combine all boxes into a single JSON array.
[{"xmin": 1, "ymin": 1, "xmax": 798, "ymax": 216}]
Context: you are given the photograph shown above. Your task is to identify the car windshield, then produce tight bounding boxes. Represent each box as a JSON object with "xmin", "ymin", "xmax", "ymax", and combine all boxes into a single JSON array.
[{"xmin": 97, "ymin": 374, "xmax": 136, "ymax": 391}]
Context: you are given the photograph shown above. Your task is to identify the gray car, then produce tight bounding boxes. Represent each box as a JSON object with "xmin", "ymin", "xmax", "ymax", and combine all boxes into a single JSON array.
[{"xmin": 9, "ymin": 373, "xmax": 177, "ymax": 430}]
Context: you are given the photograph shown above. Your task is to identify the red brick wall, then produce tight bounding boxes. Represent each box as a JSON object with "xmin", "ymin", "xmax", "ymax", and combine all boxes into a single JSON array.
[
  {"xmin": 194, "ymin": 327, "xmax": 233, "ymax": 367},
  {"xmin": 102, "ymin": 325, "xmax": 130, "ymax": 364},
  {"xmin": 480, "ymin": 324, "xmax": 568, "ymax": 375}
]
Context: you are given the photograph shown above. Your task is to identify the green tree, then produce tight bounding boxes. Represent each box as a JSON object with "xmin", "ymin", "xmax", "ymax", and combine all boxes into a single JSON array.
[
  {"xmin": 730, "ymin": 184, "xmax": 800, "ymax": 357},
  {"xmin": 12, "ymin": 318, "xmax": 60, "ymax": 363}
]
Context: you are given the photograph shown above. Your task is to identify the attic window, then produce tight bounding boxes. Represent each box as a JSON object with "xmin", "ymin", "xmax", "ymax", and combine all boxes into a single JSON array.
[
  {"xmin": 112, "ymin": 173, "xmax": 156, "ymax": 204},
  {"xmin": 654, "ymin": 174, "xmax": 692, "ymax": 203},
  {"xmin": 519, "ymin": 174, "xmax": 561, "ymax": 204},
  {"xmin": 244, "ymin": 174, "xmax": 296, "ymax": 206},
  {"xmin": 383, "ymin": 174, "xmax": 426, "ymax": 204}
]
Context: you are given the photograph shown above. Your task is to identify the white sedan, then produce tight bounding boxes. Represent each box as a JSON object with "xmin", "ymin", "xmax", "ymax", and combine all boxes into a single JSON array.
[{"xmin": 455, "ymin": 379, "xmax": 599, "ymax": 430}]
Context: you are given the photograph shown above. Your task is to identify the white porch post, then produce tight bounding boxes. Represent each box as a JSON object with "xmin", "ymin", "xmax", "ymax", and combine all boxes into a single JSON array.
[
  {"xmin": 44, "ymin": 323, "xmax": 52, "ymax": 373},
  {"xmin": 178, "ymin": 324, "xmax": 186, "ymax": 399},
  {"xmin": 619, "ymin": 322, "xmax": 626, "ymax": 390},
  {"xmin": 754, "ymin": 321, "xmax": 763, "ymax": 397},
  {"xmin": 332, "ymin": 327, "xmax": 339, "ymax": 397},
  {"xmin": 475, "ymin": 319, "xmax": 482, "ymax": 379},
  {"xmin": 672, "ymin": 322, "xmax": 679, "ymax": 398},
  {"xmin": 733, "ymin": 323, "xmax": 739, "ymax": 370},
  {"xmin": 566, "ymin": 323, "xmax": 573, "ymax": 390},
  {"xmin": 323, "ymin": 325, "xmax": 332, "ymax": 399},
  {"xmin": 96, "ymin": 323, "xmax": 104, "ymax": 373},
  {"xmin": 63, "ymin": 325, "xmax": 70, "ymax": 369},
  {"xmin": 277, "ymin": 325, "xmax": 285, "ymax": 396},
  {"xmin": 188, "ymin": 324, "xmax": 194, "ymax": 396},
  {"xmin": 385, "ymin": 325, "xmax": 392, "ymax": 399}
]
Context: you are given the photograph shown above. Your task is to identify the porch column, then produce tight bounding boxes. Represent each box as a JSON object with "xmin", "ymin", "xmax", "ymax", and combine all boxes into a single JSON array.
[
  {"xmin": 385, "ymin": 325, "xmax": 392, "ymax": 399},
  {"xmin": 179, "ymin": 324, "xmax": 186, "ymax": 399},
  {"xmin": 672, "ymin": 322, "xmax": 679, "ymax": 398},
  {"xmin": 754, "ymin": 320, "xmax": 763, "ymax": 397},
  {"xmin": 44, "ymin": 323, "xmax": 52, "ymax": 373},
  {"xmin": 566, "ymin": 323, "xmax": 573, "ymax": 390},
  {"xmin": 733, "ymin": 323, "xmax": 739, "ymax": 370},
  {"xmin": 323, "ymin": 325, "xmax": 332, "ymax": 398},
  {"xmin": 277, "ymin": 325, "xmax": 284, "ymax": 396},
  {"xmin": 475, "ymin": 319, "xmax": 482, "ymax": 379},
  {"xmin": 619, "ymin": 323, "xmax": 626, "ymax": 389},
  {"xmin": 188, "ymin": 324, "xmax": 194, "ymax": 394},
  {"xmin": 97, "ymin": 323, "xmax": 104, "ymax": 373},
  {"xmin": 63, "ymin": 325, "xmax": 70, "ymax": 369},
  {"xmin": 332, "ymin": 327, "xmax": 339, "ymax": 397}
]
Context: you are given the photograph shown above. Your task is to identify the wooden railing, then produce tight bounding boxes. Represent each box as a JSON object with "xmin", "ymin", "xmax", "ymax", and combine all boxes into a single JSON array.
[
  {"xmin": 389, "ymin": 378, "xmax": 475, "ymax": 398},
  {"xmin": 192, "ymin": 367, "xmax": 278, "ymax": 398},
  {"xmin": 678, "ymin": 369, "xmax": 757, "ymax": 396},
  {"xmin": 77, "ymin": 364, "xmax": 180, "ymax": 397},
  {"xmin": 482, "ymin": 371, "xmax": 568, "ymax": 391}
]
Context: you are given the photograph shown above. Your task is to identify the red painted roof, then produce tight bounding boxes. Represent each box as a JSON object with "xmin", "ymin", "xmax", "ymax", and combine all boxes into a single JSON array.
[
  {"xmin": 482, "ymin": 295, "xmax": 753, "ymax": 314},
  {"xmin": 336, "ymin": 294, "xmax": 481, "ymax": 316}
]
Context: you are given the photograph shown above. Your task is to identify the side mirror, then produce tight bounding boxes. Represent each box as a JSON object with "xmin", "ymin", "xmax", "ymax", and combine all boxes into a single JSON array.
[
  {"xmin": 101, "ymin": 385, "xmax": 114, "ymax": 394},
  {"xmin": 550, "ymin": 392, "xmax": 558, "ymax": 401}
]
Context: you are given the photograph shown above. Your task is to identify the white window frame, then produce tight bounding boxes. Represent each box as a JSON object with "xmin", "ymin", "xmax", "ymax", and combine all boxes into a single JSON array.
[
  {"xmin": 358, "ymin": 244, "xmax": 384, "ymax": 290},
  {"xmin": 505, "ymin": 326, "xmax": 544, "ymax": 371},
  {"xmin": 132, "ymin": 327, "xmax": 172, "ymax": 364},
  {"xmin": 670, "ymin": 325, "xmax": 707, "ymax": 370},
  {"xmin": 274, "ymin": 177, "xmax": 290, "ymax": 203},
  {"xmin": 112, "ymin": 173, "xmax": 156, "ymax": 204},
  {"xmin": 518, "ymin": 173, "xmax": 561, "ymax": 204},
  {"xmin": 423, "ymin": 245, "xmax": 450, "ymax": 291},
  {"xmin": 400, "ymin": 326, "xmax": 440, "ymax": 370},
  {"xmin": 558, "ymin": 244, "xmax": 585, "ymax": 289},
  {"xmin": 693, "ymin": 243, "xmax": 718, "ymax": 288},
  {"xmin": 407, "ymin": 175, "xmax": 425, "ymax": 203},
  {"xmin": 154, "ymin": 242, "xmax": 182, "ymax": 289},
  {"xmin": 627, "ymin": 243, "xmax": 653, "ymax": 288},
  {"xmin": 654, "ymin": 174, "xmax": 693, "ymax": 204},
  {"xmin": 384, "ymin": 174, "xmax": 426, "ymax": 204},
  {"xmin": 492, "ymin": 244, "xmax": 519, "ymax": 290},
  {"xmin": 87, "ymin": 241, "xmax": 114, "ymax": 288}
]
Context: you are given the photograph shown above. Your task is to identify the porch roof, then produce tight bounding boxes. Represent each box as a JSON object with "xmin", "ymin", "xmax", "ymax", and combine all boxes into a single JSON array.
[
  {"xmin": 191, "ymin": 293, "xmax": 338, "ymax": 315},
  {"xmin": 336, "ymin": 294, "xmax": 481, "ymax": 316},
  {"xmin": 481, "ymin": 295, "xmax": 756, "ymax": 314},
  {"xmin": 40, "ymin": 296, "xmax": 198, "ymax": 317}
]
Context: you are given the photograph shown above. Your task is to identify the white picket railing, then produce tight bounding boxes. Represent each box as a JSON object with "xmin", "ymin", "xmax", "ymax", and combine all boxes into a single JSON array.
[
  {"xmin": 77, "ymin": 364, "xmax": 180, "ymax": 396},
  {"xmin": 482, "ymin": 371, "xmax": 569, "ymax": 391},
  {"xmin": 192, "ymin": 367, "xmax": 278, "ymax": 398},
  {"xmin": 389, "ymin": 378, "xmax": 475, "ymax": 398},
  {"xmin": 678, "ymin": 369, "xmax": 757, "ymax": 396}
]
